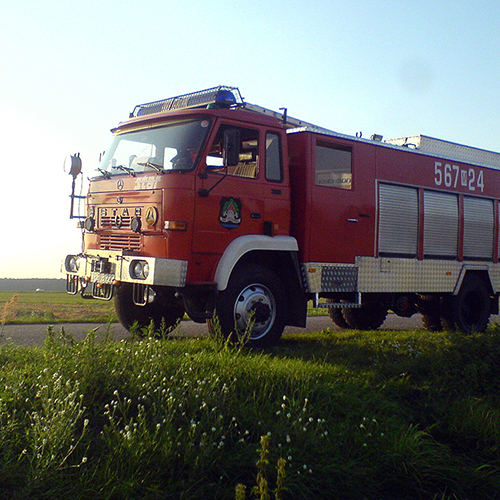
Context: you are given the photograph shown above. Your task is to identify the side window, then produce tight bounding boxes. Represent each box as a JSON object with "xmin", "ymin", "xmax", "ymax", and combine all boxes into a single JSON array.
[
  {"xmin": 265, "ymin": 132, "xmax": 283, "ymax": 182},
  {"xmin": 315, "ymin": 143, "xmax": 352, "ymax": 189},
  {"xmin": 206, "ymin": 126, "xmax": 259, "ymax": 178}
]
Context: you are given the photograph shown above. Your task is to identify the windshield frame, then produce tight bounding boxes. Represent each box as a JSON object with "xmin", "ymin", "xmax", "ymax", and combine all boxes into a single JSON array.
[{"xmin": 96, "ymin": 118, "xmax": 212, "ymax": 177}]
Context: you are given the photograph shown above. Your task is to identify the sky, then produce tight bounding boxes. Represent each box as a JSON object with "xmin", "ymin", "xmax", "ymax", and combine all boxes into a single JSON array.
[{"xmin": 1, "ymin": 0, "xmax": 500, "ymax": 278}]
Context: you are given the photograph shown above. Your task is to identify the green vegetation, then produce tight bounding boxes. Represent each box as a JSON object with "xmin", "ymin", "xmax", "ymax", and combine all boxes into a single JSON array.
[
  {"xmin": 1, "ymin": 324, "xmax": 500, "ymax": 499},
  {"xmin": 0, "ymin": 291, "xmax": 326, "ymax": 326},
  {"xmin": 0, "ymin": 292, "xmax": 115, "ymax": 325}
]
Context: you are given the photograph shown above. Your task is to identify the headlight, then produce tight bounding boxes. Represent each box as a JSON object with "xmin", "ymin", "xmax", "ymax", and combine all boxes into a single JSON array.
[
  {"xmin": 65, "ymin": 255, "xmax": 79, "ymax": 273},
  {"xmin": 130, "ymin": 260, "xmax": 149, "ymax": 280}
]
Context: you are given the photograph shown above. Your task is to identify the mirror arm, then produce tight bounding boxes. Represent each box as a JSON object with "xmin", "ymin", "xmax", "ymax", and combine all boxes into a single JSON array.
[
  {"xmin": 69, "ymin": 177, "xmax": 86, "ymax": 219},
  {"xmin": 198, "ymin": 168, "xmax": 228, "ymax": 198}
]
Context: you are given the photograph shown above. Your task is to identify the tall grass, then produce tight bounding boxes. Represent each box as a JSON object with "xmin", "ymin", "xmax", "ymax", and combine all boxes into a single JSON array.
[{"xmin": 0, "ymin": 324, "xmax": 500, "ymax": 499}]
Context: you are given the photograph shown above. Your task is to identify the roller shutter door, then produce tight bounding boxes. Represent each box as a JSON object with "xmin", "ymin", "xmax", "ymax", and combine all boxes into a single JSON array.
[
  {"xmin": 463, "ymin": 197, "xmax": 494, "ymax": 259},
  {"xmin": 378, "ymin": 184, "xmax": 418, "ymax": 257},
  {"xmin": 423, "ymin": 191, "xmax": 458, "ymax": 258}
]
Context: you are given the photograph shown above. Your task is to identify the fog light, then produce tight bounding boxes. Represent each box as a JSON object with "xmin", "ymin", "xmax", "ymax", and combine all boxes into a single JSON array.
[
  {"xmin": 84, "ymin": 217, "xmax": 95, "ymax": 232},
  {"xmin": 130, "ymin": 260, "xmax": 149, "ymax": 280},
  {"xmin": 65, "ymin": 255, "xmax": 79, "ymax": 273},
  {"xmin": 130, "ymin": 216, "xmax": 142, "ymax": 233}
]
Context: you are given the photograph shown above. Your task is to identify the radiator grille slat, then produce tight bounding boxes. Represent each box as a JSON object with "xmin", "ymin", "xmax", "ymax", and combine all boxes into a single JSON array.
[
  {"xmin": 100, "ymin": 216, "xmax": 133, "ymax": 228},
  {"xmin": 99, "ymin": 234, "xmax": 141, "ymax": 252}
]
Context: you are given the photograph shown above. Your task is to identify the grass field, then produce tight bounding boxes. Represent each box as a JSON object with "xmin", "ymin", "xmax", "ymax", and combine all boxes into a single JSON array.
[
  {"xmin": 0, "ymin": 291, "xmax": 327, "ymax": 326},
  {"xmin": 0, "ymin": 291, "xmax": 115, "ymax": 325},
  {"xmin": 2, "ymin": 292, "xmax": 500, "ymax": 499},
  {"xmin": 0, "ymin": 322, "xmax": 500, "ymax": 499}
]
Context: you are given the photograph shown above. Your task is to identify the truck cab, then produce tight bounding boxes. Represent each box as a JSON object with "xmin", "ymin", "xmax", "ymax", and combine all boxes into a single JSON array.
[{"xmin": 64, "ymin": 87, "xmax": 304, "ymax": 345}]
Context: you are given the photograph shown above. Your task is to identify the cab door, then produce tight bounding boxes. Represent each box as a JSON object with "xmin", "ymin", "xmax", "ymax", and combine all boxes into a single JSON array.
[{"xmin": 191, "ymin": 123, "xmax": 265, "ymax": 282}]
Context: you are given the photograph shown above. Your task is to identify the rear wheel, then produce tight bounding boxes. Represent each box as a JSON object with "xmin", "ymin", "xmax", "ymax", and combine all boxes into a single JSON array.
[
  {"xmin": 326, "ymin": 300, "xmax": 351, "ymax": 329},
  {"xmin": 209, "ymin": 264, "xmax": 285, "ymax": 347},
  {"xmin": 342, "ymin": 302, "xmax": 388, "ymax": 330},
  {"xmin": 420, "ymin": 296, "xmax": 444, "ymax": 332},
  {"xmin": 441, "ymin": 275, "xmax": 491, "ymax": 333},
  {"xmin": 422, "ymin": 313, "xmax": 444, "ymax": 332},
  {"xmin": 114, "ymin": 283, "xmax": 185, "ymax": 334}
]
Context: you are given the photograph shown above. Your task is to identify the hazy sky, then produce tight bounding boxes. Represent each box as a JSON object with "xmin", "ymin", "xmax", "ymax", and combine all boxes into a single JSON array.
[{"xmin": 1, "ymin": 0, "xmax": 500, "ymax": 278}]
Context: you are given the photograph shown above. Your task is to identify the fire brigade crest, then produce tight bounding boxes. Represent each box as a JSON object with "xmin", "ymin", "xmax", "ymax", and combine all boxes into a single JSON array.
[{"xmin": 219, "ymin": 197, "xmax": 242, "ymax": 229}]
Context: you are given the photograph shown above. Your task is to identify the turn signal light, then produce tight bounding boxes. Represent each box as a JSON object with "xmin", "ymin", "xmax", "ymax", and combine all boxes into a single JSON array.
[{"xmin": 164, "ymin": 221, "xmax": 188, "ymax": 231}]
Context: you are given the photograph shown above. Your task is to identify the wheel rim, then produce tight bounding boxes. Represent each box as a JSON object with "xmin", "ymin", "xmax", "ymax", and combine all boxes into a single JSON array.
[{"xmin": 233, "ymin": 283, "xmax": 276, "ymax": 340}]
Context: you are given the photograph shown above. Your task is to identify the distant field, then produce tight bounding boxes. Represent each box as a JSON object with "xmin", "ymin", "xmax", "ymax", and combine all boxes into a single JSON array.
[
  {"xmin": 0, "ymin": 290, "xmax": 327, "ymax": 326},
  {"xmin": 0, "ymin": 291, "xmax": 115, "ymax": 324}
]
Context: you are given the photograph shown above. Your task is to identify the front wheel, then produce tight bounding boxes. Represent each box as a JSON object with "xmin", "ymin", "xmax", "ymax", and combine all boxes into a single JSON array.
[
  {"xmin": 210, "ymin": 264, "xmax": 285, "ymax": 347},
  {"xmin": 114, "ymin": 283, "xmax": 185, "ymax": 335}
]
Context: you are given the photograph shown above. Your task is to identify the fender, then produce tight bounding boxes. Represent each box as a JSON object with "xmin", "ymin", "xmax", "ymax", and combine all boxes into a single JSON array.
[
  {"xmin": 214, "ymin": 235, "xmax": 299, "ymax": 291},
  {"xmin": 453, "ymin": 264, "xmax": 492, "ymax": 295}
]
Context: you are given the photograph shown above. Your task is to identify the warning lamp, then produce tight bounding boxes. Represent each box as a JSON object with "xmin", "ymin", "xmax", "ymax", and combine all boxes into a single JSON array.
[
  {"xmin": 214, "ymin": 89, "xmax": 237, "ymax": 108},
  {"xmin": 130, "ymin": 86, "xmax": 243, "ymax": 117}
]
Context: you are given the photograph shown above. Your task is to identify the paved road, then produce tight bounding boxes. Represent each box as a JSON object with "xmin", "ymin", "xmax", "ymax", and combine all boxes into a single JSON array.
[{"xmin": 1, "ymin": 314, "xmax": 426, "ymax": 347}]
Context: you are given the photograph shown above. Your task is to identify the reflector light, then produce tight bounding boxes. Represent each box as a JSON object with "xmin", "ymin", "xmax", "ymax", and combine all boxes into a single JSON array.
[{"xmin": 130, "ymin": 86, "xmax": 243, "ymax": 117}]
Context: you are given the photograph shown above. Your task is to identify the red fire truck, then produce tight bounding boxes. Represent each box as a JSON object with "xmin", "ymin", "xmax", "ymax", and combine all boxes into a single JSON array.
[{"xmin": 64, "ymin": 86, "xmax": 500, "ymax": 345}]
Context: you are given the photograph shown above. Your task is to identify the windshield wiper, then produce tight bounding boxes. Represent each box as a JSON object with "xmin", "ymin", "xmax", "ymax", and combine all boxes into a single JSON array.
[
  {"xmin": 97, "ymin": 168, "xmax": 111, "ymax": 179},
  {"xmin": 112, "ymin": 165, "xmax": 136, "ymax": 177},
  {"xmin": 137, "ymin": 160, "xmax": 164, "ymax": 174}
]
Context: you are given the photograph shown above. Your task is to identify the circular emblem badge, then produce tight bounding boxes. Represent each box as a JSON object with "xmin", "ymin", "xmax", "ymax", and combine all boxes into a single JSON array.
[
  {"xmin": 117, "ymin": 179, "xmax": 124, "ymax": 191},
  {"xmin": 145, "ymin": 206, "xmax": 158, "ymax": 226}
]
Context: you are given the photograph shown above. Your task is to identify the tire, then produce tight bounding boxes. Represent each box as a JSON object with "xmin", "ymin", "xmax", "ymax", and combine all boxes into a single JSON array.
[
  {"xmin": 114, "ymin": 283, "xmax": 185, "ymax": 335},
  {"xmin": 326, "ymin": 300, "xmax": 351, "ymax": 329},
  {"xmin": 441, "ymin": 275, "xmax": 491, "ymax": 334},
  {"xmin": 421, "ymin": 314, "xmax": 443, "ymax": 332},
  {"xmin": 419, "ymin": 296, "xmax": 443, "ymax": 332},
  {"xmin": 210, "ymin": 264, "xmax": 285, "ymax": 347},
  {"xmin": 342, "ymin": 303, "xmax": 388, "ymax": 330}
]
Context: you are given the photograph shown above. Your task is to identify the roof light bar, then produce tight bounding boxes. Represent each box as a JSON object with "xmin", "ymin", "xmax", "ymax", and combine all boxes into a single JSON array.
[{"xmin": 130, "ymin": 86, "xmax": 244, "ymax": 118}]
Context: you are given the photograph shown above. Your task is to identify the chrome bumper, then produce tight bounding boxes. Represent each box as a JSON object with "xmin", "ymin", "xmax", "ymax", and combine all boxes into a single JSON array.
[{"xmin": 63, "ymin": 249, "xmax": 188, "ymax": 288}]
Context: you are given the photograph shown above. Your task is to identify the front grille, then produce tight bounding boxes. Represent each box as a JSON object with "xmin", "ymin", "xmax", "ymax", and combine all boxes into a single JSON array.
[
  {"xmin": 99, "ymin": 233, "xmax": 141, "ymax": 251},
  {"xmin": 100, "ymin": 215, "xmax": 133, "ymax": 229}
]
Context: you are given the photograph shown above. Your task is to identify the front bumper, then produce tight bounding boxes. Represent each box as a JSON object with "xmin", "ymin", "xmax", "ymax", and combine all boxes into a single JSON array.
[{"xmin": 63, "ymin": 249, "xmax": 188, "ymax": 290}]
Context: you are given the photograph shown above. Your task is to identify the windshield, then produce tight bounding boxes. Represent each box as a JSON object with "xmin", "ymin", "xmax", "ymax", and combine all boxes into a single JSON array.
[{"xmin": 98, "ymin": 119, "xmax": 211, "ymax": 175}]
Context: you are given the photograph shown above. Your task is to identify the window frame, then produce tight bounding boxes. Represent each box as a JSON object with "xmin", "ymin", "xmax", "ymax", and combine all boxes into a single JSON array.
[
  {"xmin": 314, "ymin": 141, "xmax": 353, "ymax": 190},
  {"xmin": 265, "ymin": 131, "xmax": 283, "ymax": 183},
  {"xmin": 205, "ymin": 124, "xmax": 260, "ymax": 179}
]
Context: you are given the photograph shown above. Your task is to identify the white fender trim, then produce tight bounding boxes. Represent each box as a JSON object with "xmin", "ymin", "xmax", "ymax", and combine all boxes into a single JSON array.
[{"xmin": 214, "ymin": 235, "xmax": 299, "ymax": 291}]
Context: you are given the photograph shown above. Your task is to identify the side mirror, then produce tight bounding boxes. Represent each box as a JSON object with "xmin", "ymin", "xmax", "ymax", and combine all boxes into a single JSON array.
[
  {"xmin": 64, "ymin": 153, "xmax": 82, "ymax": 179},
  {"xmin": 65, "ymin": 153, "xmax": 85, "ymax": 220},
  {"xmin": 223, "ymin": 129, "xmax": 240, "ymax": 167}
]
